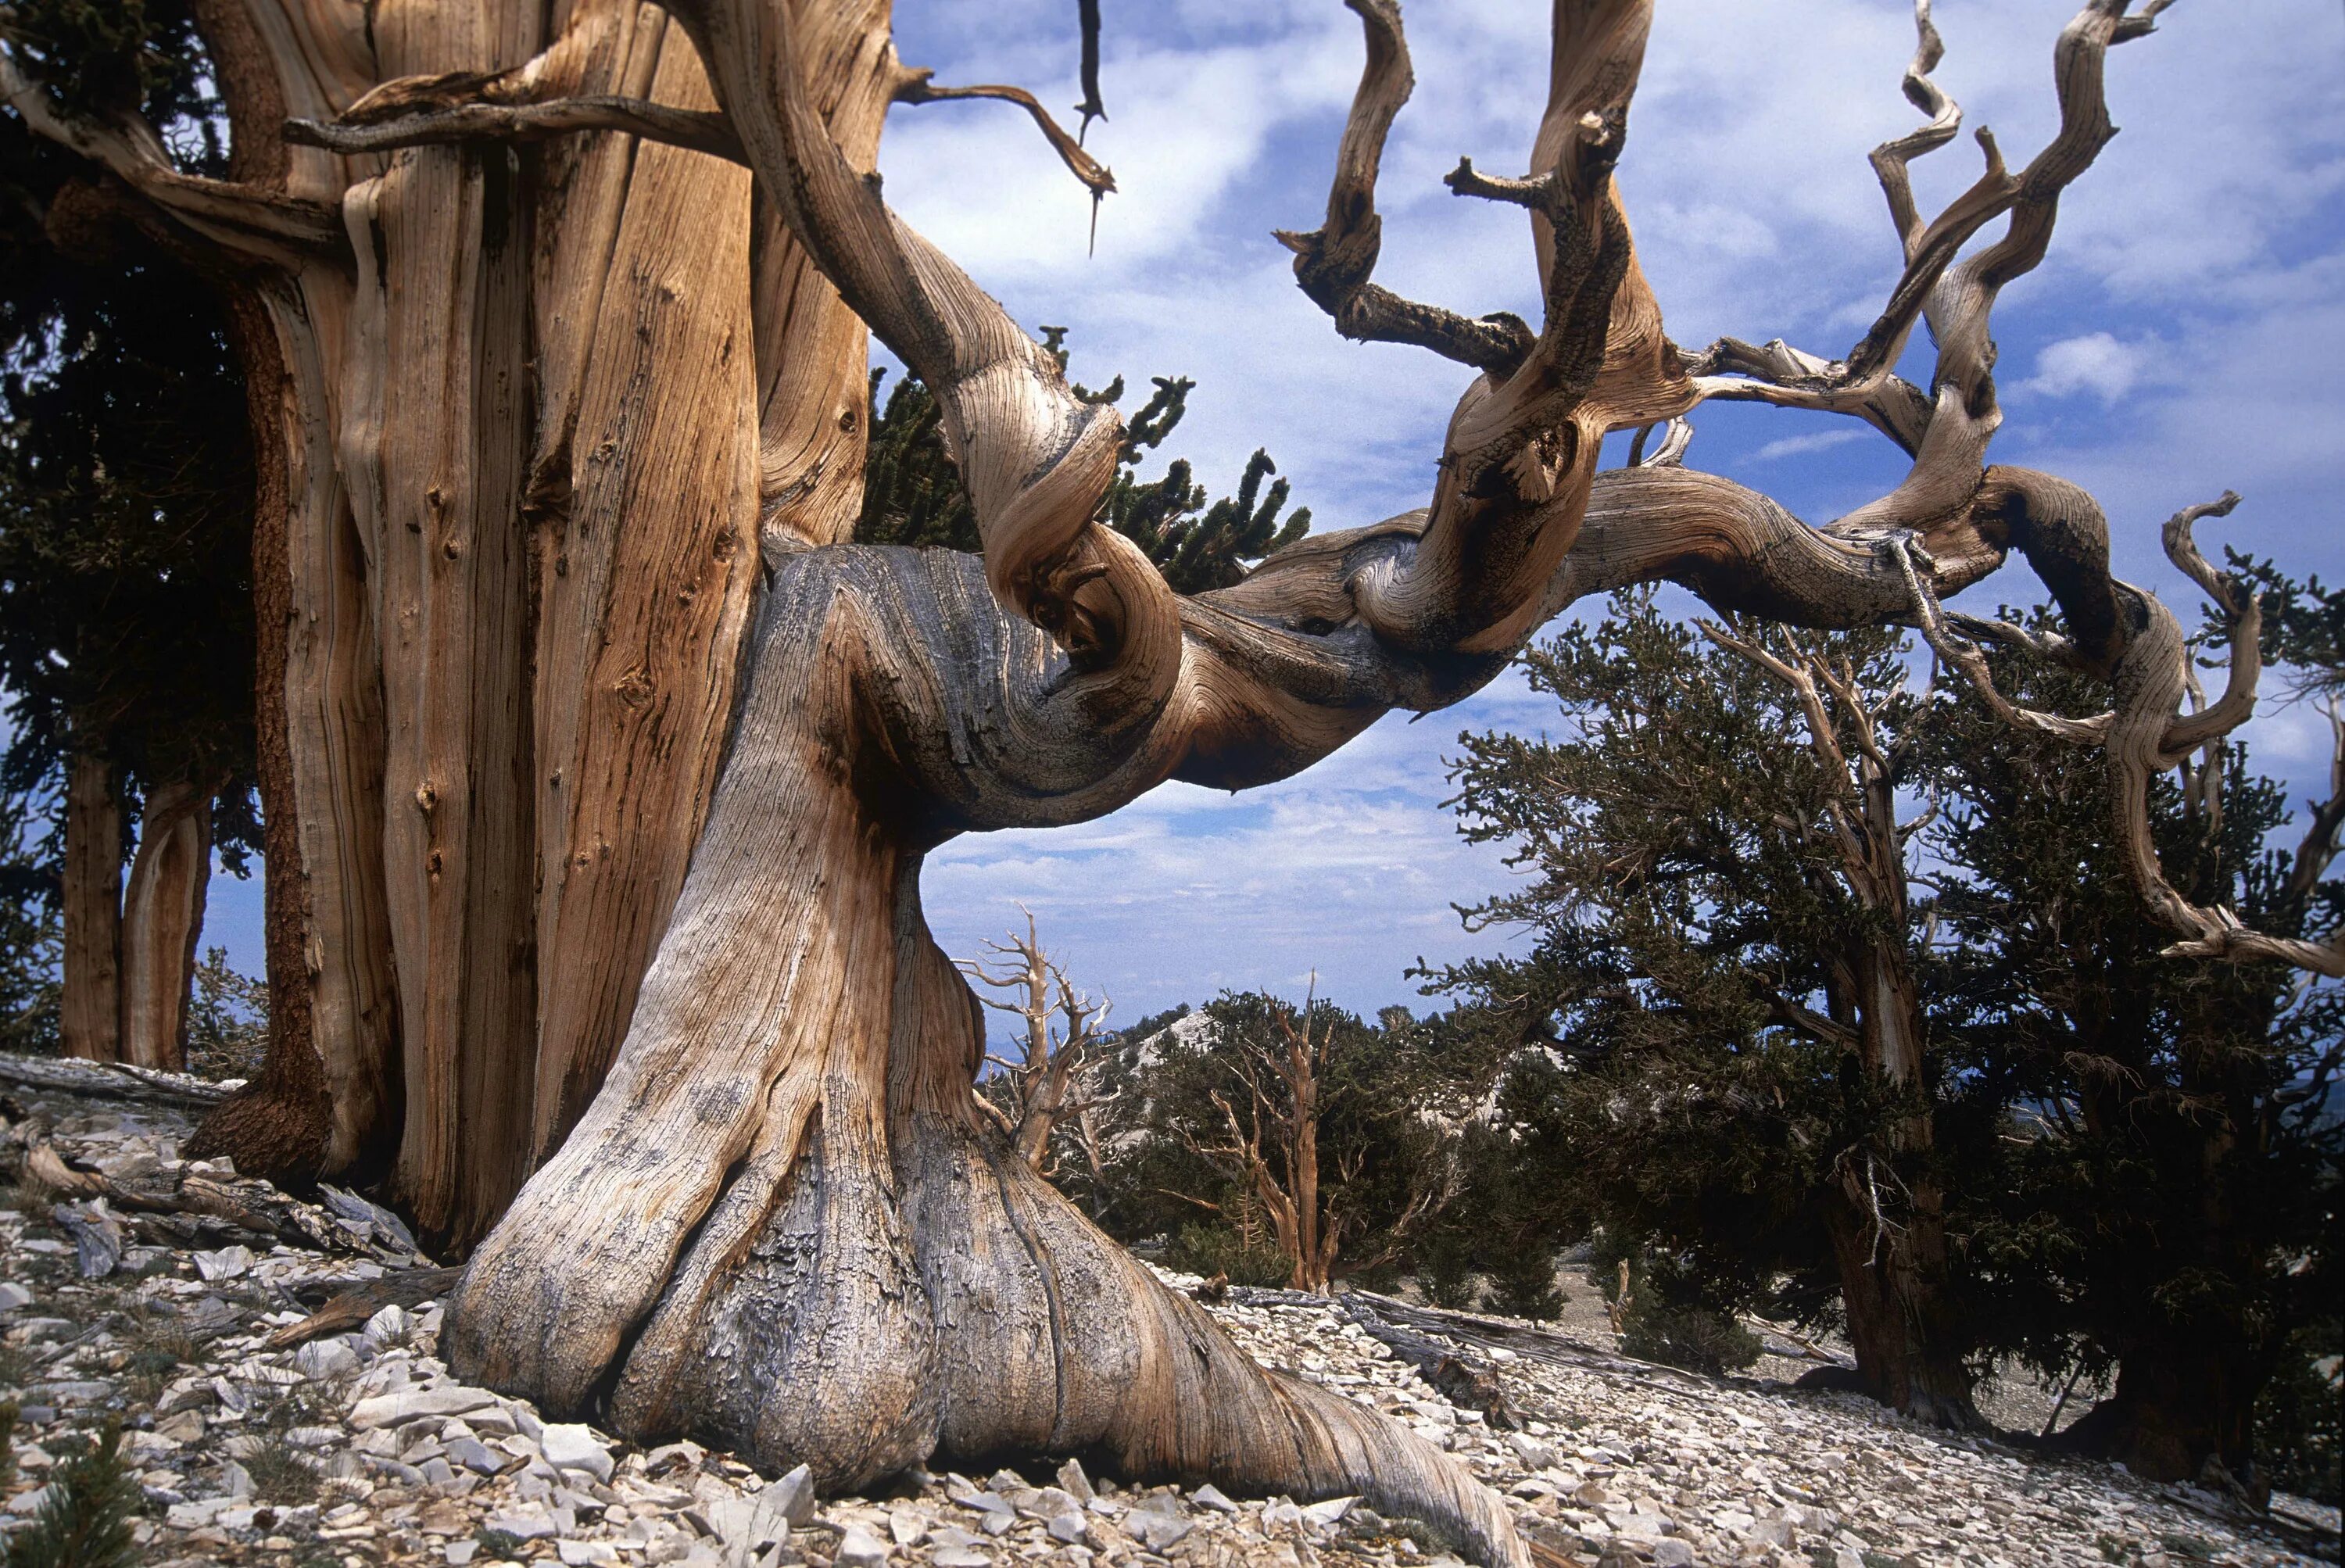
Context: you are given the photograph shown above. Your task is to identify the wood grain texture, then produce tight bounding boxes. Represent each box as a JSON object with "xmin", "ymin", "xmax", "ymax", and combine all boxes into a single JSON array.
[
  {"xmin": 60, "ymin": 750, "xmax": 124, "ymax": 1063},
  {"xmin": 119, "ymin": 776, "xmax": 216, "ymax": 1072}
]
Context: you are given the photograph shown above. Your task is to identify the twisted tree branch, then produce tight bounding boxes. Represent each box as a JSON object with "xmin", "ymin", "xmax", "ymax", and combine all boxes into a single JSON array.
[
  {"xmin": 0, "ymin": 46, "xmax": 340, "ymax": 260},
  {"xmin": 893, "ymin": 70, "xmax": 1116, "ymax": 200}
]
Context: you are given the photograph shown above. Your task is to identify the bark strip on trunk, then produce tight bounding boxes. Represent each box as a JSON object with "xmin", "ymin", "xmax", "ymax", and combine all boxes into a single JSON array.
[
  {"xmin": 119, "ymin": 776, "xmax": 216, "ymax": 1072},
  {"xmin": 61, "ymin": 750, "xmax": 124, "ymax": 1064}
]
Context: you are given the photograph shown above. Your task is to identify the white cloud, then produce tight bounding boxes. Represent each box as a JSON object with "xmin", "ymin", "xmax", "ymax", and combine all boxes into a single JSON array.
[
  {"xmin": 2018, "ymin": 332, "xmax": 2153, "ymax": 405},
  {"xmin": 1752, "ymin": 428, "xmax": 1865, "ymax": 464}
]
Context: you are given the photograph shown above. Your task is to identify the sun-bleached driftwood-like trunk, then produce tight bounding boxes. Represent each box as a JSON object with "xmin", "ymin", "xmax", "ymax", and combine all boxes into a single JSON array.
[
  {"xmin": 119, "ymin": 776, "xmax": 218, "ymax": 1072},
  {"xmin": 5, "ymin": 0, "xmax": 890, "ymax": 1235},
  {"xmin": 9, "ymin": 0, "xmax": 2319, "ymax": 1545}
]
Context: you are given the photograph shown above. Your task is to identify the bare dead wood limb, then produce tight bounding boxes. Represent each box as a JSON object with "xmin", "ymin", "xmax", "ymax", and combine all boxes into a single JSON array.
[
  {"xmin": 1074, "ymin": 0, "xmax": 1107, "ymax": 141},
  {"xmin": 1347, "ymin": 1290, "xmax": 1716, "ymax": 1402},
  {"xmin": 19, "ymin": 1135, "xmax": 418, "ymax": 1261},
  {"xmin": 266, "ymin": 1265, "xmax": 465, "ymax": 1350},
  {"xmin": 0, "ymin": 48, "xmax": 341, "ymax": 260},
  {"xmin": 893, "ymin": 71, "xmax": 1115, "ymax": 199},
  {"xmin": 0, "ymin": 1051, "xmax": 235, "ymax": 1110},
  {"xmin": 285, "ymin": 95, "xmax": 743, "ymax": 163},
  {"xmin": 1273, "ymin": 0, "xmax": 1536, "ymax": 377},
  {"xmin": 1340, "ymin": 1292, "xmax": 1523, "ymax": 1430}
]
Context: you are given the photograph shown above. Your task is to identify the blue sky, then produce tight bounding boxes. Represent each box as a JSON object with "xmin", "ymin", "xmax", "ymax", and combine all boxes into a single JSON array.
[{"xmin": 204, "ymin": 0, "xmax": 2345, "ymax": 1027}]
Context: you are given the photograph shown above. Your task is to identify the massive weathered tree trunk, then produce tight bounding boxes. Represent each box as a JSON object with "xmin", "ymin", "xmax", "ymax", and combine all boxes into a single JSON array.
[
  {"xmin": 8, "ymin": 0, "xmax": 2311, "ymax": 1556},
  {"xmin": 59, "ymin": 748, "xmax": 124, "ymax": 1062},
  {"xmin": 10, "ymin": 0, "xmax": 883, "ymax": 1235},
  {"xmin": 119, "ymin": 776, "xmax": 217, "ymax": 1072}
]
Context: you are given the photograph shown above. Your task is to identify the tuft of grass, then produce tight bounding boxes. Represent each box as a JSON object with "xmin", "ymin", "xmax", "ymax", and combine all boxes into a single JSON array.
[
  {"xmin": 5, "ymin": 1416, "xmax": 141, "ymax": 1568},
  {"xmin": 0, "ymin": 1338, "xmax": 38, "ymax": 1393},
  {"xmin": 0, "ymin": 1175, "xmax": 61, "ymax": 1216},
  {"xmin": 475, "ymin": 1527, "xmax": 525, "ymax": 1559},
  {"xmin": 2, "ymin": 1398, "xmax": 17, "ymax": 1490},
  {"xmin": 115, "ymin": 1304, "xmax": 198, "ymax": 1405},
  {"xmin": 235, "ymin": 1376, "xmax": 327, "ymax": 1507}
]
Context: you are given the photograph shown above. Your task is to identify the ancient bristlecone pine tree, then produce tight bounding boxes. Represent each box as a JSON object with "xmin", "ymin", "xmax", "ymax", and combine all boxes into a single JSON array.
[{"xmin": 6, "ymin": 0, "xmax": 2322, "ymax": 1561}]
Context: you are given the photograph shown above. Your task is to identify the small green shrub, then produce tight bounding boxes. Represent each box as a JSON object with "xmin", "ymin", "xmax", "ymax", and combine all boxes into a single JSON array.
[
  {"xmin": 1164, "ymin": 1221, "xmax": 1290, "ymax": 1289},
  {"xmin": 5, "ymin": 1417, "xmax": 141, "ymax": 1568}
]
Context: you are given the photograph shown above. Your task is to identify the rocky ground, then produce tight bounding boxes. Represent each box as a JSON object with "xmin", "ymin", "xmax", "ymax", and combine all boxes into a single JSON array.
[{"xmin": 0, "ymin": 1065, "xmax": 2335, "ymax": 1568}]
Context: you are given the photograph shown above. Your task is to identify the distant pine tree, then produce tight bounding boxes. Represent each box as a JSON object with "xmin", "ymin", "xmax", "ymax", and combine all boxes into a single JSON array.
[{"xmin": 857, "ymin": 328, "xmax": 1309, "ymax": 595}]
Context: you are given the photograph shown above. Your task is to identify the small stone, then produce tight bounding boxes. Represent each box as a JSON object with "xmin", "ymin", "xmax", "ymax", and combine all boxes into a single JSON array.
[
  {"xmin": 446, "ymin": 1436, "xmax": 505, "ymax": 1475},
  {"xmin": 557, "ymin": 1541, "xmax": 622, "ymax": 1566},
  {"xmin": 1124, "ymin": 1510, "xmax": 1192, "ymax": 1552},
  {"xmin": 933, "ymin": 1550, "xmax": 990, "ymax": 1568},
  {"xmin": 1505, "ymin": 1434, "xmax": 1556, "ymax": 1470},
  {"xmin": 541, "ymin": 1423, "xmax": 615, "ymax": 1484},
  {"xmin": 444, "ymin": 1545, "xmax": 479, "ymax": 1566},
  {"xmin": 154, "ymin": 1409, "xmax": 206, "ymax": 1444},
  {"xmin": 1300, "ymin": 1497, "xmax": 1355, "ymax": 1529},
  {"xmin": 888, "ymin": 1512, "xmax": 929, "ymax": 1547},
  {"xmin": 764, "ymin": 1462, "xmax": 818, "ymax": 1528},
  {"xmin": 1047, "ymin": 1513, "xmax": 1087, "ymax": 1545},
  {"xmin": 0, "ymin": 1282, "xmax": 30, "ymax": 1311},
  {"xmin": 1054, "ymin": 1460, "xmax": 1094, "ymax": 1506},
  {"xmin": 1649, "ymin": 1543, "xmax": 1693, "ymax": 1568},
  {"xmin": 1189, "ymin": 1485, "xmax": 1236, "ymax": 1516},
  {"xmin": 485, "ymin": 1509, "xmax": 558, "ymax": 1541},
  {"xmin": 192, "ymin": 1245, "xmax": 253, "ymax": 1281},
  {"xmin": 348, "ymin": 1385, "xmax": 499, "ymax": 1430},
  {"xmin": 836, "ymin": 1527, "xmax": 890, "ymax": 1568},
  {"xmin": 295, "ymin": 1339, "xmax": 362, "ymax": 1380}
]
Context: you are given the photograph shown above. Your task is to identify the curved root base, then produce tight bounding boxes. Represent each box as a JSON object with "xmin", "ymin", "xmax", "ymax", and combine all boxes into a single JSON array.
[
  {"xmin": 450, "ymin": 1109, "xmax": 1525, "ymax": 1567},
  {"xmin": 442, "ymin": 552, "xmax": 1526, "ymax": 1567}
]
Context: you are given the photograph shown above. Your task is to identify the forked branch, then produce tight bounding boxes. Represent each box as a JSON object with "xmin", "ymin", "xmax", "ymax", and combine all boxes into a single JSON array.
[
  {"xmin": 1272, "ymin": 0, "xmax": 1537, "ymax": 376},
  {"xmin": 286, "ymin": 94, "xmax": 744, "ymax": 163},
  {"xmin": 0, "ymin": 46, "xmax": 340, "ymax": 260},
  {"xmin": 1900, "ymin": 496, "xmax": 2340, "ymax": 977}
]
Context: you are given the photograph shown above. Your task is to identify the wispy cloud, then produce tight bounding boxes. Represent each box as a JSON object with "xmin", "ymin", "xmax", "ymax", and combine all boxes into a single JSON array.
[{"xmin": 1752, "ymin": 428, "xmax": 1865, "ymax": 464}]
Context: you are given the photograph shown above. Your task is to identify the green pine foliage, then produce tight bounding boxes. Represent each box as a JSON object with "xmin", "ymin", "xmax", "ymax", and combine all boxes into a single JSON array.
[
  {"xmin": 1427, "ymin": 585, "xmax": 2342, "ymax": 1492},
  {"xmin": 857, "ymin": 330, "xmax": 1309, "ymax": 595},
  {"xmin": 0, "ymin": 789, "xmax": 62, "ymax": 1054},
  {"xmin": 1418, "ymin": 590, "xmax": 1953, "ymax": 1341},
  {"xmin": 5, "ymin": 1418, "xmax": 140, "ymax": 1568},
  {"xmin": 184, "ymin": 946, "xmax": 269, "ymax": 1080},
  {"xmin": 1921, "ymin": 618, "xmax": 2341, "ymax": 1494},
  {"xmin": 0, "ymin": 0, "xmax": 260, "ymax": 887}
]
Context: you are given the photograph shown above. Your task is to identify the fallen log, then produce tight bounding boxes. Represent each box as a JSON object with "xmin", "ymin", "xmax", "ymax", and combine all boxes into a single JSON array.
[
  {"xmin": 0, "ymin": 1050, "xmax": 235, "ymax": 1110},
  {"xmin": 22, "ymin": 1137, "xmax": 417, "ymax": 1265},
  {"xmin": 1338, "ymin": 1293, "xmax": 1524, "ymax": 1431},
  {"xmin": 265, "ymin": 1266, "xmax": 464, "ymax": 1350},
  {"xmin": 1345, "ymin": 1291, "xmax": 1717, "ymax": 1400}
]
